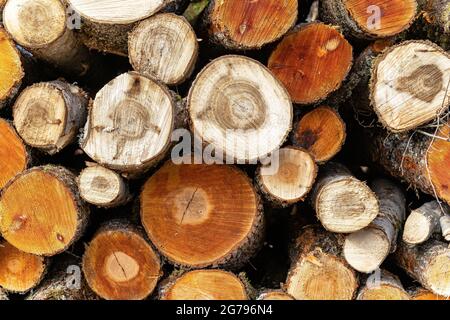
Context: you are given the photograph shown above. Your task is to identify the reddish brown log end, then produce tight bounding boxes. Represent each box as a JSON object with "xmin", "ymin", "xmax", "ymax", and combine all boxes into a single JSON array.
[
  {"xmin": 268, "ymin": 23, "xmax": 353, "ymax": 104},
  {"xmin": 428, "ymin": 122, "xmax": 450, "ymax": 205}
]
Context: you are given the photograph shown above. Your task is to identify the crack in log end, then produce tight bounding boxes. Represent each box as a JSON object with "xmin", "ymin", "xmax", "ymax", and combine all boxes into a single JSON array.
[
  {"xmin": 396, "ymin": 64, "xmax": 443, "ymax": 103},
  {"xmin": 172, "ymin": 187, "xmax": 209, "ymax": 226}
]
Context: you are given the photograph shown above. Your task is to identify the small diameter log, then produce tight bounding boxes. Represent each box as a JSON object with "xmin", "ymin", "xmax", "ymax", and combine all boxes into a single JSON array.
[
  {"xmin": 78, "ymin": 165, "xmax": 130, "ymax": 208},
  {"xmin": 82, "ymin": 221, "xmax": 161, "ymax": 300},
  {"xmin": 67, "ymin": 0, "xmax": 177, "ymax": 56},
  {"xmin": 410, "ymin": 287, "xmax": 448, "ymax": 300},
  {"xmin": 395, "ymin": 239, "xmax": 450, "ymax": 296},
  {"xmin": 81, "ymin": 72, "xmax": 174, "ymax": 175},
  {"xmin": 367, "ymin": 121, "xmax": 450, "ymax": 205},
  {"xmin": 188, "ymin": 55, "xmax": 292, "ymax": 163},
  {"xmin": 285, "ymin": 225, "xmax": 358, "ymax": 300},
  {"xmin": 0, "ymin": 119, "xmax": 29, "ymax": 190},
  {"xmin": 344, "ymin": 179, "xmax": 406, "ymax": 273},
  {"xmin": 292, "ymin": 106, "xmax": 346, "ymax": 163},
  {"xmin": 255, "ymin": 147, "xmax": 317, "ymax": 207},
  {"xmin": 310, "ymin": 163, "xmax": 379, "ymax": 233},
  {"xmin": 140, "ymin": 162, "xmax": 264, "ymax": 269},
  {"xmin": 129, "ymin": 13, "xmax": 198, "ymax": 85},
  {"xmin": 205, "ymin": 0, "xmax": 298, "ymax": 50},
  {"xmin": 321, "ymin": 0, "xmax": 417, "ymax": 39},
  {"xmin": 3, "ymin": 0, "xmax": 91, "ymax": 76},
  {"xmin": 403, "ymin": 201, "xmax": 449, "ymax": 245},
  {"xmin": 160, "ymin": 270, "xmax": 248, "ymax": 300},
  {"xmin": 257, "ymin": 290, "xmax": 294, "ymax": 301},
  {"xmin": 0, "ymin": 27, "xmax": 24, "ymax": 109},
  {"xmin": 268, "ymin": 23, "xmax": 353, "ymax": 105},
  {"xmin": 0, "ymin": 241, "xmax": 47, "ymax": 293},
  {"xmin": 357, "ymin": 269, "xmax": 410, "ymax": 300},
  {"xmin": 369, "ymin": 40, "xmax": 450, "ymax": 132},
  {"xmin": 0, "ymin": 165, "xmax": 89, "ymax": 256},
  {"xmin": 440, "ymin": 214, "xmax": 450, "ymax": 241},
  {"xmin": 13, "ymin": 80, "xmax": 88, "ymax": 155}
]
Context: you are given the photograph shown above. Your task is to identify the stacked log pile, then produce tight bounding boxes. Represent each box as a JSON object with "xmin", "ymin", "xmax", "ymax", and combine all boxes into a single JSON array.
[{"xmin": 0, "ymin": 0, "xmax": 449, "ymax": 301}]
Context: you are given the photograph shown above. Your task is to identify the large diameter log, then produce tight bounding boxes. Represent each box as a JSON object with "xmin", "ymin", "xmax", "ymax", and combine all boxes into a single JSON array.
[
  {"xmin": 292, "ymin": 106, "xmax": 346, "ymax": 163},
  {"xmin": 129, "ymin": 13, "xmax": 198, "ymax": 85},
  {"xmin": 0, "ymin": 119, "xmax": 30, "ymax": 189},
  {"xmin": 82, "ymin": 221, "xmax": 162, "ymax": 300},
  {"xmin": 285, "ymin": 225, "xmax": 358, "ymax": 300},
  {"xmin": 3, "ymin": 0, "xmax": 91, "ymax": 76},
  {"xmin": 357, "ymin": 269, "xmax": 410, "ymax": 300},
  {"xmin": 255, "ymin": 146, "xmax": 317, "ymax": 207},
  {"xmin": 140, "ymin": 162, "xmax": 264, "ymax": 269},
  {"xmin": 13, "ymin": 80, "xmax": 88, "ymax": 155},
  {"xmin": 81, "ymin": 72, "xmax": 175, "ymax": 175},
  {"xmin": 0, "ymin": 241, "xmax": 47, "ymax": 293},
  {"xmin": 268, "ymin": 23, "xmax": 353, "ymax": 105},
  {"xmin": 321, "ymin": 0, "xmax": 417, "ymax": 39},
  {"xmin": 369, "ymin": 40, "xmax": 450, "ymax": 132},
  {"xmin": 204, "ymin": 0, "xmax": 298, "ymax": 50},
  {"xmin": 0, "ymin": 165, "xmax": 89, "ymax": 256},
  {"xmin": 395, "ymin": 239, "xmax": 450, "ymax": 296},
  {"xmin": 160, "ymin": 270, "xmax": 248, "ymax": 300},
  {"xmin": 343, "ymin": 179, "xmax": 406, "ymax": 273},
  {"xmin": 188, "ymin": 55, "xmax": 292, "ymax": 163},
  {"xmin": 0, "ymin": 27, "xmax": 24, "ymax": 109},
  {"xmin": 310, "ymin": 163, "xmax": 379, "ymax": 233},
  {"xmin": 367, "ymin": 121, "xmax": 450, "ymax": 205}
]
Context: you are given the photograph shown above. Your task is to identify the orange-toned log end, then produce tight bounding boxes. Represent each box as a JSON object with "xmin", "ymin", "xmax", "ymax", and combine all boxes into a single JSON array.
[
  {"xmin": 345, "ymin": 0, "xmax": 417, "ymax": 38},
  {"xmin": 0, "ymin": 166, "xmax": 88, "ymax": 256},
  {"xmin": 209, "ymin": 0, "xmax": 298, "ymax": 50},
  {"xmin": 411, "ymin": 288, "xmax": 448, "ymax": 300},
  {"xmin": 160, "ymin": 270, "xmax": 248, "ymax": 300},
  {"xmin": 0, "ymin": 119, "xmax": 28, "ymax": 189},
  {"xmin": 82, "ymin": 222, "xmax": 161, "ymax": 300},
  {"xmin": 427, "ymin": 122, "xmax": 450, "ymax": 205},
  {"xmin": 0, "ymin": 241, "xmax": 46, "ymax": 293},
  {"xmin": 140, "ymin": 162, "xmax": 263, "ymax": 269},
  {"xmin": 268, "ymin": 23, "xmax": 353, "ymax": 105},
  {"xmin": 293, "ymin": 106, "xmax": 346, "ymax": 163},
  {"xmin": 0, "ymin": 27, "xmax": 24, "ymax": 108}
]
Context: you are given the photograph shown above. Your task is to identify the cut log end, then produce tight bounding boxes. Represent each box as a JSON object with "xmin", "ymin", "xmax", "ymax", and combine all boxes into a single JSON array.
[
  {"xmin": 257, "ymin": 291, "xmax": 294, "ymax": 300},
  {"xmin": 370, "ymin": 41, "xmax": 450, "ymax": 132},
  {"xmin": 0, "ymin": 166, "xmax": 88, "ymax": 256},
  {"xmin": 0, "ymin": 119, "xmax": 28, "ymax": 189},
  {"xmin": 82, "ymin": 222, "xmax": 161, "ymax": 300},
  {"xmin": 292, "ymin": 106, "xmax": 346, "ymax": 163},
  {"xmin": 160, "ymin": 270, "xmax": 248, "ymax": 300},
  {"xmin": 208, "ymin": 0, "xmax": 298, "ymax": 50},
  {"xmin": 140, "ymin": 162, "xmax": 263, "ymax": 269},
  {"xmin": 357, "ymin": 270, "xmax": 410, "ymax": 300},
  {"xmin": 425, "ymin": 251, "xmax": 450, "ymax": 296},
  {"xmin": 410, "ymin": 288, "xmax": 448, "ymax": 300},
  {"xmin": 256, "ymin": 147, "xmax": 317, "ymax": 206},
  {"xmin": 188, "ymin": 55, "xmax": 292, "ymax": 163},
  {"xmin": 0, "ymin": 241, "xmax": 46, "ymax": 293},
  {"xmin": 129, "ymin": 13, "xmax": 198, "ymax": 85},
  {"xmin": 403, "ymin": 201, "xmax": 442, "ymax": 245},
  {"xmin": 268, "ymin": 23, "xmax": 353, "ymax": 105},
  {"xmin": 428, "ymin": 123, "xmax": 450, "ymax": 204}
]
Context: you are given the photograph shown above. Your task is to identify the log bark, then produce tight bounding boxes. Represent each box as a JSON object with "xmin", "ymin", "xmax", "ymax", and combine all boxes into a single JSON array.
[
  {"xmin": 395, "ymin": 239, "xmax": 450, "ymax": 296},
  {"xmin": 188, "ymin": 55, "xmax": 292, "ymax": 163},
  {"xmin": 140, "ymin": 161, "xmax": 264, "ymax": 269},
  {"xmin": 204, "ymin": 0, "xmax": 298, "ymax": 50},
  {"xmin": 255, "ymin": 146, "xmax": 317, "ymax": 207},
  {"xmin": 343, "ymin": 178, "xmax": 406, "ymax": 273},
  {"xmin": 409, "ymin": 287, "xmax": 448, "ymax": 300},
  {"xmin": 13, "ymin": 80, "xmax": 89, "ymax": 155},
  {"xmin": 0, "ymin": 165, "xmax": 89, "ymax": 256},
  {"xmin": 82, "ymin": 220, "xmax": 162, "ymax": 300},
  {"xmin": 357, "ymin": 269, "xmax": 410, "ymax": 300},
  {"xmin": 3, "ymin": 0, "xmax": 91, "ymax": 76},
  {"xmin": 128, "ymin": 13, "xmax": 198, "ymax": 86},
  {"xmin": 285, "ymin": 225, "xmax": 358, "ymax": 300},
  {"xmin": 0, "ymin": 240, "xmax": 48, "ymax": 293},
  {"xmin": 418, "ymin": 0, "xmax": 450, "ymax": 34},
  {"xmin": 310, "ymin": 162, "xmax": 379, "ymax": 233},
  {"xmin": 257, "ymin": 290, "xmax": 295, "ymax": 300},
  {"xmin": 80, "ymin": 72, "xmax": 175, "ymax": 175},
  {"xmin": 320, "ymin": 0, "xmax": 418, "ymax": 39},
  {"xmin": 291, "ymin": 106, "xmax": 346, "ymax": 163},
  {"xmin": 0, "ymin": 288, "xmax": 7, "ymax": 300},
  {"xmin": 0, "ymin": 119, "xmax": 30, "ymax": 190},
  {"xmin": 268, "ymin": 22, "xmax": 353, "ymax": 105},
  {"xmin": 159, "ymin": 270, "xmax": 249, "ymax": 300},
  {"xmin": 78, "ymin": 164, "xmax": 130, "ymax": 208}
]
